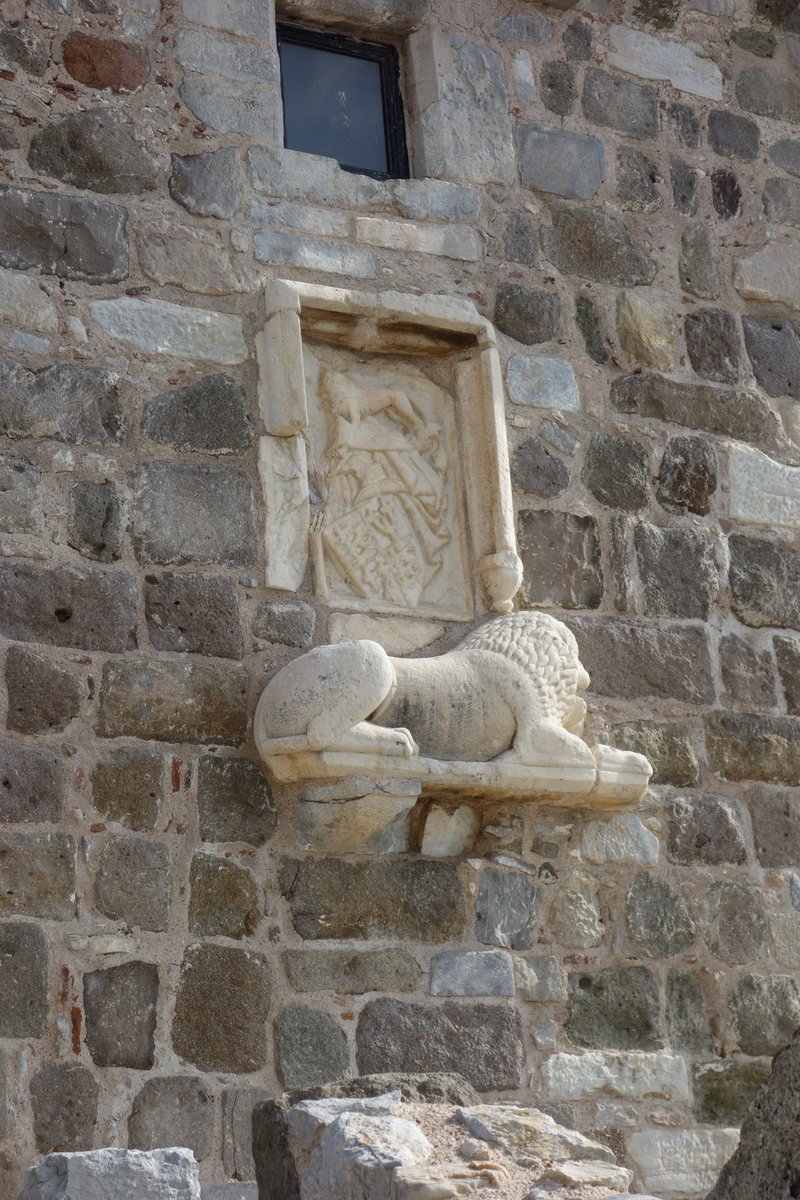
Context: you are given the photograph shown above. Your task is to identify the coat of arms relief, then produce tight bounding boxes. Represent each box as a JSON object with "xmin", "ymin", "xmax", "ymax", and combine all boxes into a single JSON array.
[{"xmin": 255, "ymin": 281, "xmax": 652, "ymax": 808}]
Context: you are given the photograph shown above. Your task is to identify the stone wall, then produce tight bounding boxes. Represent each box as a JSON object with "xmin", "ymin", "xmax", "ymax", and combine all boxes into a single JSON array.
[{"xmin": 0, "ymin": 0, "xmax": 799, "ymax": 1195}]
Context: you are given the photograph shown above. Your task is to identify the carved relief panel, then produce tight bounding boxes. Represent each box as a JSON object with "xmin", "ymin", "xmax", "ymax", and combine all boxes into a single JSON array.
[{"xmin": 257, "ymin": 281, "xmax": 523, "ymax": 621}]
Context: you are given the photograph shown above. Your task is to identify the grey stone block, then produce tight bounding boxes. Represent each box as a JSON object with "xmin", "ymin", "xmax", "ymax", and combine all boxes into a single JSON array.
[
  {"xmin": 29, "ymin": 110, "xmax": 160, "ymax": 194},
  {"xmin": 720, "ymin": 634, "xmax": 777, "ymax": 709},
  {"xmin": 582, "ymin": 434, "xmax": 649, "ymax": 511},
  {"xmin": 732, "ymin": 26, "xmax": 777, "ymax": 55},
  {"xmin": 611, "ymin": 372, "xmax": 771, "ymax": 442},
  {"xmin": 776, "ymin": 635, "xmax": 800, "ymax": 714},
  {"xmin": 274, "ymin": 1004, "xmax": 350, "ymax": 1089},
  {"xmin": 685, "ymin": 309, "xmax": 740, "ymax": 384},
  {"xmin": 667, "ymin": 794, "xmax": 748, "ymax": 867},
  {"xmin": 475, "ymin": 865, "xmax": 540, "ymax": 951},
  {"xmin": 748, "ymin": 787, "xmax": 800, "ymax": 867},
  {"xmin": 91, "ymin": 747, "xmax": 164, "ymax": 832},
  {"xmin": 504, "ymin": 212, "xmax": 537, "ymax": 266},
  {"xmin": 68, "ymin": 482, "xmax": 125, "ymax": 563},
  {"xmin": 142, "ymin": 374, "xmax": 253, "ymax": 454},
  {"xmin": 0, "ymin": 563, "xmax": 137, "ymax": 652},
  {"xmin": 540, "ymin": 62, "xmax": 576, "ymax": 116},
  {"xmin": 98, "ymin": 659, "xmax": 248, "ymax": 745},
  {"xmin": 170, "ymin": 148, "xmax": 242, "ymax": 219},
  {"xmin": 736, "ymin": 67, "xmax": 800, "ymax": 122},
  {"xmin": 670, "ymin": 155, "xmax": 698, "ymax": 215},
  {"xmin": 252, "ymin": 599, "xmax": 315, "ymax": 649},
  {"xmin": 564, "ymin": 18, "xmax": 591, "ymax": 60},
  {"xmin": 0, "ymin": 356, "xmax": 123, "ymax": 444},
  {"xmin": 495, "ymin": 12, "xmax": 552, "ymax": 41},
  {"xmin": 567, "ymin": 617, "xmax": 715, "ymax": 704},
  {"xmin": 518, "ymin": 509, "xmax": 603, "ymax": 610},
  {"xmin": 656, "ymin": 435, "xmax": 718, "ymax": 514},
  {"xmin": 145, "ymin": 572, "xmax": 243, "ymax": 659},
  {"xmin": 712, "ymin": 168, "xmax": 742, "ymax": 219},
  {"xmin": 283, "ymin": 948, "xmax": 421, "ymax": 994},
  {"xmin": 18, "ymin": 1149, "xmax": 199, "ymax": 1200},
  {"xmin": 668, "ymin": 101, "xmax": 700, "ymax": 148},
  {"xmin": 494, "ymin": 284, "xmax": 560, "ymax": 345},
  {"xmin": 95, "ymin": 835, "xmax": 171, "ymax": 932},
  {"xmin": 707, "ymin": 712, "xmax": 800, "ymax": 785},
  {"xmin": 612, "ymin": 721, "xmax": 699, "ymax": 786},
  {"xmin": 634, "ymin": 524, "xmax": 718, "ymax": 620},
  {"xmin": 567, "ymin": 966, "xmax": 664, "ymax": 1050},
  {"xmin": 430, "ymin": 950, "xmax": 514, "ymax": 997},
  {"xmin": 188, "ymin": 852, "xmax": 260, "ymax": 939},
  {"xmin": 665, "ymin": 969, "xmax": 712, "ymax": 1054},
  {"xmin": 582, "ymin": 68, "xmax": 659, "ymax": 139},
  {"xmin": 172, "ymin": 943, "xmax": 271, "ymax": 1073},
  {"xmin": 6, "ymin": 645, "xmax": 83, "ymax": 734},
  {"xmin": 729, "ymin": 533, "xmax": 800, "ymax": 629},
  {"xmin": 512, "ymin": 436, "xmax": 569, "ymax": 498},
  {"xmin": 618, "ymin": 146, "xmax": 662, "ymax": 213},
  {"xmin": 575, "ymin": 296, "xmax": 608, "ymax": 364},
  {"xmin": 31, "ymin": 1063, "xmax": 99, "ymax": 1154},
  {"xmin": 132, "ymin": 462, "xmax": 255, "ymax": 567},
  {"xmin": 223, "ymin": 1088, "xmax": 269, "ymax": 1181},
  {"xmin": 198, "ymin": 755, "xmax": 277, "ymax": 845},
  {"xmin": 0, "ymin": 22, "xmax": 47, "ymax": 73},
  {"xmin": 708, "ymin": 110, "xmax": 760, "ymax": 161},
  {"xmin": 0, "ymin": 921, "xmax": 47, "ymax": 1037},
  {"xmin": 84, "ymin": 960, "xmax": 158, "ymax": 1069},
  {"xmin": 0, "ymin": 832, "xmax": 75, "ymax": 920},
  {"xmin": 693, "ymin": 1059, "xmax": 772, "ymax": 1125},
  {"xmin": 0, "ymin": 452, "xmax": 43, "ymax": 534},
  {"xmin": 769, "ymin": 137, "xmax": 800, "ymax": 176},
  {"xmin": 742, "ymin": 315, "xmax": 800, "ymax": 399},
  {"xmin": 679, "ymin": 222, "xmax": 719, "ymax": 299},
  {"xmin": 626, "ymin": 872, "xmax": 696, "ymax": 958},
  {"xmin": 542, "ymin": 205, "xmax": 655, "ymax": 286},
  {"xmin": 730, "ymin": 973, "xmax": 800, "ymax": 1055},
  {"xmin": 0, "ymin": 739, "xmax": 65, "ymax": 823},
  {"xmin": 0, "ymin": 185, "xmax": 128, "ymax": 282},
  {"xmin": 279, "ymin": 857, "xmax": 465, "ymax": 942},
  {"xmin": 356, "ymin": 1000, "xmax": 524, "ymax": 1090},
  {"xmin": 128, "ymin": 1076, "xmax": 215, "ymax": 1160}
]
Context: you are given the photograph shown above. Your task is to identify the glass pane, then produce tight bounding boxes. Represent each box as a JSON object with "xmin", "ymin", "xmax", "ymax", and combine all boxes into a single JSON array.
[{"xmin": 280, "ymin": 40, "xmax": 389, "ymax": 175}]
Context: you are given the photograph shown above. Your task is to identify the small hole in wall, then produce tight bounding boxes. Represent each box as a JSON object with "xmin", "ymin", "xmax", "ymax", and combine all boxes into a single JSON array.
[
  {"xmin": 578, "ymin": 975, "xmax": 593, "ymax": 991},
  {"xmin": 54, "ymin": 607, "xmax": 73, "ymax": 624}
]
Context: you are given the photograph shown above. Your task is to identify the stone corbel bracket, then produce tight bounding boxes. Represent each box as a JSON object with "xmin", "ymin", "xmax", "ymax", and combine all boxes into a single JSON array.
[{"xmin": 256, "ymin": 279, "xmax": 523, "ymax": 617}]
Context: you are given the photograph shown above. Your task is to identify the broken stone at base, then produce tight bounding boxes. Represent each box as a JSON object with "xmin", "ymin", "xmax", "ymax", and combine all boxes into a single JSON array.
[{"xmin": 18, "ymin": 1147, "xmax": 200, "ymax": 1200}]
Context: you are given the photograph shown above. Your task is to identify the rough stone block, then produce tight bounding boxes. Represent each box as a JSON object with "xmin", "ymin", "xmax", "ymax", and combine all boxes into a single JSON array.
[
  {"xmin": 132, "ymin": 462, "xmax": 255, "ymax": 567},
  {"xmin": 712, "ymin": 168, "xmax": 743, "ymax": 220},
  {"xmin": 356, "ymin": 1000, "xmax": 524, "ymax": 1090},
  {"xmin": 142, "ymin": 375, "xmax": 253, "ymax": 454},
  {"xmin": 580, "ymin": 813, "xmax": 659, "ymax": 866},
  {"xmin": 670, "ymin": 155, "xmax": 698, "ymax": 216},
  {"xmin": 223, "ymin": 1088, "xmax": 269, "ymax": 1181},
  {"xmin": 128, "ymin": 1076, "xmax": 215, "ymax": 1160},
  {"xmin": 568, "ymin": 617, "xmax": 714, "ymax": 704},
  {"xmin": 540, "ymin": 61, "xmax": 576, "ymax": 116},
  {"xmin": 666, "ymin": 969, "xmax": 712, "ymax": 1054},
  {"xmin": 252, "ymin": 599, "xmax": 315, "ymax": 649},
  {"xmin": 612, "ymin": 720, "xmax": 699, "ymax": 786},
  {"xmin": 513, "ymin": 954, "xmax": 565, "ymax": 1002},
  {"xmin": 18, "ymin": 1148, "xmax": 200, "ymax": 1200},
  {"xmin": 736, "ymin": 67, "xmax": 800, "ymax": 122},
  {"xmin": 172, "ymin": 943, "xmax": 271, "ymax": 1073},
  {"xmin": 62, "ymin": 31, "xmax": 149, "ymax": 92},
  {"xmin": 280, "ymin": 857, "xmax": 464, "ymax": 942},
  {"xmin": 98, "ymin": 659, "xmax": 248, "ymax": 745},
  {"xmin": 274, "ymin": 1005, "xmax": 350, "ymax": 1089},
  {"xmin": 6, "ymin": 645, "xmax": 83, "ymax": 734},
  {"xmin": 283, "ymin": 948, "xmax": 421, "ymax": 995},
  {"xmin": 667, "ymin": 794, "xmax": 747, "ymax": 866},
  {"xmin": 84, "ymin": 960, "xmax": 158, "ymax": 1069},
  {"xmin": 582, "ymin": 68, "xmax": 659, "ymax": 138},
  {"xmin": 188, "ymin": 852, "xmax": 260, "ymax": 939},
  {"xmin": 685, "ymin": 309, "xmax": 740, "ymax": 384},
  {"xmin": 495, "ymin": 12, "xmax": 553, "ymax": 41},
  {"xmin": 0, "ymin": 739, "xmax": 65, "ymax": 823},
  {"xmin": 679, "ymin": 223, "xmax": 719, "ymax": 299},
  {"xmin": 575, "ymin": 296, "xmax": 608, "ymax": 364},
  {"xmin": 475, "ymin": 864, "xmax": 541, "ymax": 951},
  {"xmin": 729, "ymin": 534, "xmax": 800, "ymax": 629},
  {"xmin": 0, "ymin": 263, "xmax": 57, "ymax": 334},
  {"xmin": 617, "ymin": 146, "xmax": 662, "ymax": 213},
  {"xmin": 551, "ymin": 869, "xmax": 602, "ymax": 949},
  {"xmin": 504, "ymin": 212, "xmax": 537, "ymax": 266},
  {"xmin": 582, "ymin": 433, "xmax": 649, "ymax": 511},
  {"xmin": 0, "ymin": 356, "xmax": 122, "ymax": 445},
  {"xmin": 430, "ymin": 950, "xmax": 514, "ymax": 997},
  {"xmin": 669, "ymin": 101, "xmax": 701, "ymax": 147},
  {"xmin": 634, "ymin": 523, "xmax": 718, "ymax": 619},
  {"xmin": 198, "ymin": 755, "xmax": 277, "ymax": 845},
  {"xmin": 0, "ymin": 563, "xmax": 137, "ymax": 652},
  {"xmin": 627, "ymin": 1128, "xmax": 741, "ymax": 1197},
  {"xmin": 512, "ymin": 436, "xmax": 569, "ymax": 498},
  {"xmin": 68, "ymin": 482, "xmax": 125, "ymax": 563},
  {"xmin": 770, "ymin": 137, "xmax": 800, "ymax": 176},
  {"xmin": 626, "ymin": 872, "xmax": 695, "ymax": 958},
  {"xmin": 742, "ymin": 316, "xmax": 800, "ymax": 400},
  {"xmin": 91, "ymin": 747, "xmax": 163, "ymax": 832},
  {"xmin": 693, "ymin": 1059, "xmax": 772, "ymax": 1125},
  {"xmin": 94, "ymin": 834, "xmax": 171, "ymax": 932},
  {"xmin": 567, "ymin": 967, "xmax": 664, "ymax": 1050},
  {"xmin": 174, "ymin": 28, "xmax": 278, "ymax": 85},
  {"xmin": 611, "ymin": 372, "xmax": 770, "ymax": 442},
  {"xmin": 0, "ymin": 186, "xmax": 128, "ymax": 283},
  {"xmin": 720, "ymin": 634, "xmax": 777, "ymax": 709},
  {"xmin": 0, "ymin": 451, "xmax": 43, "ymax": 535},
  {"xmin": 494, "ymin": 285, "xmax": 560, "ymax": 345},
  {"xmin": 516, "ymin": 124, "xmax": 603, "ymax": 200},
  {"xmin": 31, "ymin": 1063, "xmax": 99, "ymax": 1154},
  {"xmin": 708, "ymin": 110, "xmax": 760, "ymax": 161},
  {"xmin": 543, "ymin": 1051, "xmax": 690, "ymax": 1102},
  {"xmin": 505, "ymin": 354, "xmax": 580, "ymax": 409},
  {"xmin": 91, "ymin": 297, "xmax": 246, "ymax": 364},
  {"xmin": 0, "ymin": 831, "xmax": 75, "ymax": 920},
  {"xmin": 656, "ymin": 436, "xmax": 717, "ymax": 515},
  {"xmin": 608, "ymin": 25, "xmax": 722, "ymax": 99},
  {"xmin": 145, "ymin": 572, "xmax": 243, "ymax": 658},
  {"xmin": 776, "ymin": 635, "xmax": 800, "ymax": 713},
  {"xmin": 541, "ymin": 204, "xmax": 655, "ymax": 285},
  {"xmin": 517, "ymin": 509, "xmax": 602, "ymax": 609},
  {"xmin": 179, "ymin": 75, "xmax": 280, "ymax": 139},
  {"xmin": 730, "ymin": 973, "xmax": 800, "ymax": 1055},
  {"xmin": 253, "ymin": 230, "xmax": 375, "ymax": 277},
  {"xmin": 748, "ymin": 787, "xmax": 800, "ymax": 867},
  {"xmin": 700, "ymin": 880, "xmax": 767, "ymax": 965},
  {"xmin": 735, "ymin": 241, "xmax": 800, "ymax": 314},
  {"xmin": 296, "ymin": 791, "xmax": 416, "ymax": 855},
  {"xmin": 0, "ymin": 22, "xmax": 47, "ymax": 73},
  {"xmin": 706, "ymin": 712, "xmax": 800, "ymax": 784},
  {"xmin": 170, "ymin": 148, "xmax": 242, "ymax": 220},
  {"xmin": 0, "ymin": 921, "xmax": 47, "ymax": 1037}
]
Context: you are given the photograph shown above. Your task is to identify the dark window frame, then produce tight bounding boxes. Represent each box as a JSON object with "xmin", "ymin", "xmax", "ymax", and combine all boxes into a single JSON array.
[{"xmin": 276, "ymin": 22, "xmax": 410, "ymax": 181}]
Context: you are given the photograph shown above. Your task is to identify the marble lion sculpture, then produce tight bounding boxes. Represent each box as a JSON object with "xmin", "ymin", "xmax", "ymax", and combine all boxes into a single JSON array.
[{"xmin": 255, "ymin": 611, "xmax": 651, "ymax": 792}]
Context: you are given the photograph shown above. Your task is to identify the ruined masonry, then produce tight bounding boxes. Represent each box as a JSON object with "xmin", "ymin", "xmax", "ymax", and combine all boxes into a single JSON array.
[{"xmin": 1, "ymin": 0, "xmax": 800, "ymax": 1196}]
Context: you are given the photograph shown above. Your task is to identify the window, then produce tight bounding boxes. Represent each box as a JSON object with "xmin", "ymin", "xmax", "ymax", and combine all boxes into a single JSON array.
[{"xmin": 276, "ymin": 24, "xmax": 409, "ymax": 181}]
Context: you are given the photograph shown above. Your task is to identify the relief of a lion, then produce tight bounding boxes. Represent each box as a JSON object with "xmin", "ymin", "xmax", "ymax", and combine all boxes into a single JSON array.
[{"xmin": 255, "ymin": 611, "xmax": 606, "ymax": 775}]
